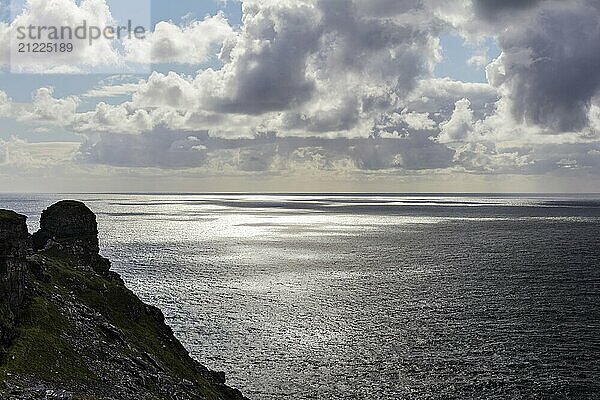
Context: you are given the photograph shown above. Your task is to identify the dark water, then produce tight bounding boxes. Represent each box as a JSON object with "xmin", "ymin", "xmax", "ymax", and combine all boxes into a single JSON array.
[{"xmin": 1, "ymin": 194, "xmax": 600, "ymax": 399}]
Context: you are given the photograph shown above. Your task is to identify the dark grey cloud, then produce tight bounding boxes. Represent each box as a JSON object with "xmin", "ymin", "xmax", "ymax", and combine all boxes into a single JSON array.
[
  {"xmin": 282, "ymin": 97, "xmax": 360, "ymax": 133},
  {"xmin": 201, "ymin": 0, "xmax": 440, "ymax": 122},
  {"xmin": 215, "ymin": 3, "xmax": 321, "ymax": 114},
  {"xmin": 488, "ymin": 2, "xmax": 600, "ymax": 132},
  {"xmin": 355, "ymin": 0, "xmax": 424, "ymax": 17},
  {"xmin": 79, "ymin": 130, "xmax": 455, "ymax": 172},
  {"xmin": 316, "ymin": 0, "xmax": 439, "ymax": 96},
  {"xmin": 79, "ymin": 128, "xmax": 600, "ymax": 176},
  {"xmin": 473, "ymin": 0, "xmax": 545, "ymax": 19},
  {"xmin": 78, "ymin": 130, "xmax": 207, "ymax": 169},
  {"xmin": 349, "ymin": 135, "xmax": 454, "ymax": 170}
]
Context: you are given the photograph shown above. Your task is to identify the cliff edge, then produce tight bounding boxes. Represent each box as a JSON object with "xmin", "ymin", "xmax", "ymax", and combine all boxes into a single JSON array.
[{"xmin": 0, "ymin": 201, "xmax": 247, "ymax": 400}]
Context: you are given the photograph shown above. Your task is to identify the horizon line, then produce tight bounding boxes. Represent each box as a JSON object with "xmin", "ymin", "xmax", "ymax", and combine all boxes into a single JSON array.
[{"xmin": 2, "ymin": 192, "xmax": 600, "ymax": 196}]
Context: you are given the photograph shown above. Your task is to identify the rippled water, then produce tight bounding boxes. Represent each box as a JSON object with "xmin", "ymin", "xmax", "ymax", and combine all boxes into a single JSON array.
[{"xmin": 2, "ymin": 194, "xmax": 600, "ymax": 399}]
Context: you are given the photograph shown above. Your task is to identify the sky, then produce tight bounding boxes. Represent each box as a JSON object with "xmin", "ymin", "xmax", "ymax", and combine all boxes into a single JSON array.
[{"xmin": 0, "ymin": 0, "xmax": 600, "ymax": 193}]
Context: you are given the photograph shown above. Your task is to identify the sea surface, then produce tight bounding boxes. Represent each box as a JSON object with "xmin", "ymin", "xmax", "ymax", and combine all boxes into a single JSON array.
[{"xmin": 1, "ymin": 193, "xmax": 600, "ymax": 399}]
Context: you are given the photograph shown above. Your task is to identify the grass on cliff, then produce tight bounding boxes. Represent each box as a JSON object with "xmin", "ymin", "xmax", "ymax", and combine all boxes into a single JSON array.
[
  {"xmin": 0, "ymin": 249, "xmax": 235, "ymax": 400},
  {"xmin": 0, "ymin": 300, "xmax": 14, "ymax": 353},
  {"xmin": 0, "ymin": 296, "xmax": 93, "ymax": 382},
  {"xmin": 0, "ymin": 210, "xmax": 23, "ymax": 221}
]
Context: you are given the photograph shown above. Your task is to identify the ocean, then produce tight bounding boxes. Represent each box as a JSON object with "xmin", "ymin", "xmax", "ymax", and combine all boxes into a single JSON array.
[{"xmin": 1, "ymin": 193, "xmax": 600, "ymax": 399}]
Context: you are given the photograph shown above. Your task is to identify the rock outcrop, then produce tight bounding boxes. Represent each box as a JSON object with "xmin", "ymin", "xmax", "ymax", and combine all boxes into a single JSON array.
[
  {"xmin": 0, "ymin": 211, "xmax": 28, "ymax": 307},
  {"xmin": 0, "ymin": 210, "xmax": 29, "ymax": 349},
  {"xmin": 32, "ymin": 200, "xmax": 104, "ymax": 265},
  {"xmin": 0, "ymin": 201, "xmax": 247, "ymax": 400}
]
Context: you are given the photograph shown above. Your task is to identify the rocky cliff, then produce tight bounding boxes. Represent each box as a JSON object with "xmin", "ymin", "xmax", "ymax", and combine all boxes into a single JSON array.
[
  {"xmin": 0, "ymin": 210, "xmax": 29, "ymax": 351},
  {"xmin": 0, "ymin": 201, "xmax": 247, "ymax": 400}
]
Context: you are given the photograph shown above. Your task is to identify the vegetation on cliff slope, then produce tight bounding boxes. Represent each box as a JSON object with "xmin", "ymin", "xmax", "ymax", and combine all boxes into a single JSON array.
[{"xmin": 0, "ymin": 202, "xmax": 247, "ymax": 400}]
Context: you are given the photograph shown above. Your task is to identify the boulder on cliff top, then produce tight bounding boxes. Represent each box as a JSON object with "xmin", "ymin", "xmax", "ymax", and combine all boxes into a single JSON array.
[
  {"xmin": 32, "ymin": 201, "xmax": 110, "ymax": 274},
  {"xmin": 33, "ymin": 201, "xmax": 100, "ymax": 255},
  {"xmin": 40, "ymin": 200, "xmax": 99, "ymax": 240}
]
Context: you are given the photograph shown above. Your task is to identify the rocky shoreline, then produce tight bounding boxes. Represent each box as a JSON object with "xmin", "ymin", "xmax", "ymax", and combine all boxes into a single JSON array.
[{"xmin": 0, "ymin": 200, "xmax": 247, "ymax": 400}]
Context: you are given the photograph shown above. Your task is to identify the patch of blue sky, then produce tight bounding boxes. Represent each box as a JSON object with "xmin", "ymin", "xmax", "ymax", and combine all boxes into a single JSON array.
[
  {"xmin": 434, "ymin": 34, "xmax": 501, "ymax": 83},
  {"xmin": 0, "ymin": 0, "xmax": 242, "ymax": 25},
  {"xmin": 0, "ymin": 74, "xmax": 125, "ymax": 102},
  {"xmin": 0, "ymin": 0, "xmax": 9, "ymax": 23}
]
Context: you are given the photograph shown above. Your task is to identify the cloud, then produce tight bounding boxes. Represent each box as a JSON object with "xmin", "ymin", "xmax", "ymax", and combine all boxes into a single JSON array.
[
  {"xmin": 0, "ymin": 87, "xmax": 85, "ymax": 127},
  {"xmin": 485, "ymin": 1, "xmax": 600, "ymax": 133},
  {"xmin": 452, "ymin": 142, "xmax": 533, "ymax": 173},
  {"xmin": 2, "ymin": 0, "xmax": 231, "ymax": 72},
  {"xmin": 281, "ymin": 96, "xmax": 361, "ymax": 134},
  {"xmin": 369, "ymin": 78, "xmax": 498, "ymax": 140},
  {"xmin": 0, "ymin": 137, "xmax": 79, "ymax": 168},
  {"xmin": 0, "ymin": 141, "xmax": 7, "ymax": 164},
  {"xmin": 588, "ymin": 102, "xmax": 600, "ymax": 136},
  {"xmin": 406, "ymin": 78, "xmax": 499, "ymax": 120},
  {"xmin": 0, "ymin": 22, "xmax": 9, "ymax": 66},
  {"xmin": 5, "ymin": 0, "xmax": 125, "ymax": 73},
  {"xmin": 438, "ymin": 98, "xmax": 478, "ymax": 143},
  {"xmin": 0, "ymin": 90, "xmax": 12, "ymax": 117},
  {"xmin": 196, "ymin": 0, "xmax": 322, "ymax": 114},
  {"xmin": 124, "ymin": 0, "xmax": 442, "ymax": 122},
  {"xmin": 18, "ymin": 88, "xmax": 81, "ymax": 125},
  {"xmin": 72, "ymin": 102, "xmax": 152, "ymax": 134},
  {"xmin": 57, "ymin": 0, "xmax": 446, "ymax": 137},
  {"xmin": 79, "ymin": 130, "xmax": 455, "ymax": 171},
  {"xmin": 131, "ymin": 72, "xmax": 200, "ymax": 109},
  {"xmin": 124, "ymin": 13, "xmax": 235, "ymax": 64},
  {"xmin": 473, "ymin": 0, "xmax": 545, "ymax": 20},
  {"xmin": 467, "ymin": 48, "xmax": 488, "ymax": 69},
  {"xmin": 82, "ymin": 83, "xmax": 141, "ymax": 98}
]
